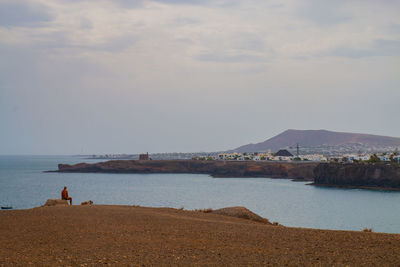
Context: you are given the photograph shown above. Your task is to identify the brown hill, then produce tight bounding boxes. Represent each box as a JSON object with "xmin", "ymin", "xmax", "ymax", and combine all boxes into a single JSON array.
[
  {"xmin": 1, "ymin": 205, "xmax": 399, "ymax": 266},
  {"xmin": 230, "ymin": 129, "xmax": 400, "ymax": 153}
]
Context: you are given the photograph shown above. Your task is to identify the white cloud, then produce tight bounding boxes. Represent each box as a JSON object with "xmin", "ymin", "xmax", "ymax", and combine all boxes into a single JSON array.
[
  {"xmin": 0, "ymin": 0, "xmax": 399, "ymax": 154},
  {"xmin": 0, "ymin": 0, "xmax": 53, "ymax": 27}
]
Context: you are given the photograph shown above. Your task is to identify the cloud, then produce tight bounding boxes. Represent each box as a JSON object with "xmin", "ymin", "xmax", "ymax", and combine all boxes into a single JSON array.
[
  {"xmin": 1, "ymin": 0, "xmax": 400, "ymax": 154},
  {"xmin": 106, "ymin": 0, "xmax": 210, "ymax": 8},
  {"xmin": 0, "ymin": 0, "xmax": 53, "ymax": 27},
  {"xmin": 78, "ymin": 36, "xmax": 137, "ymax": 52},
  {"xmin": 152, "ymin": 0, "xmax": 239, "ymax": 6},
  {"xmin": 112, "ymin": 0, "xmax": 240, "ymax": 8},
  {"xmin": 232, "ymin": 34, "xmax": 268, "ymax": 52},
  {"xmin": 388, "ymin": 24, "xmax": 400, "ymax": 34},
  {"xmin": 296, "ymin": 0, "xmax": 351, "ymax": 26},
  {"xmin": 327, "ymin": 39, "xmax": 400, "ymax": 58},
  {"xmin": 196, "ymin": 52, "xmax": 266, "ymax": 63},
  {"xmin": 154, "ymin": 0, "xmax": 207, "ymax": 4},
  {"xmin": 111, "ymin": 0, "xmax": 145, "ymax": 8},
  {"xmin": 174, "ymin": 17, "xmax": 202, "ymax": 26},
  {"xmin": 35, "ymin": 30, "xmax": 137, "ymax": 53}
]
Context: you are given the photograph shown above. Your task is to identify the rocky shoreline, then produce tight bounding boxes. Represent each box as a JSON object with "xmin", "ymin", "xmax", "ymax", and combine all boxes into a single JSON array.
[
  {"xmin": 55, "ymin": 160, "xmax": 318, "ymax": 180},
  {"xmin": 313, "ymin": 163, "xmax": 400, "ymax": 189},
  {"xmin": 53, "ymin": 159, "xmax": 400, "ymax": 190}
]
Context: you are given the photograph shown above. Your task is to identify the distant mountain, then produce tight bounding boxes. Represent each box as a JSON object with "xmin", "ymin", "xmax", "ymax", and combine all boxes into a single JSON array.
[{"xmin": 230, "ymin": 129, "xmax": 400, "ymax": 153}]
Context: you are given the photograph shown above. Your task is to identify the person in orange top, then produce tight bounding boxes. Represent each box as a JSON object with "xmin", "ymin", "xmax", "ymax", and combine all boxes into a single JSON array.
[{"xmin": 61, "ymin": 186, "xmax": 72, "ymax": 205}]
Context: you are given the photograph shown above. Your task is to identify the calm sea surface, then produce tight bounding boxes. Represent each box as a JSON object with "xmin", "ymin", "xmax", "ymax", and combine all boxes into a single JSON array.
[{"xmin": 1, "ymin": 155, "xmax": 400, "ymax": 234}]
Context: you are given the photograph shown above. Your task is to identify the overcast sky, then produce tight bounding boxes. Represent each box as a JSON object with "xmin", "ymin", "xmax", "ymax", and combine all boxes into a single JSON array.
[{"xmin": 0, "ymin": 0, "xmax": 399, "ymax": 155}]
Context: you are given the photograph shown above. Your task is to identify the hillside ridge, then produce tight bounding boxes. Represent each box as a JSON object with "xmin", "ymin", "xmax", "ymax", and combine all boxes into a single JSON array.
[{"xmin": 230, "ymin": 129, "xmax": 400, "ymax": 153}]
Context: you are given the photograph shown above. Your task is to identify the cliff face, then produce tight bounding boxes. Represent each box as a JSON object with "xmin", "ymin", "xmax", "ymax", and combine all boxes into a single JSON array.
[
  {"xmin": 57, "ymin": 160, "xmax": 317, "ymax": 180},
  {"xmin": 57, "ymin": 160, "xmax": 400, "ymax": 189},
  {"xmin": 314, "ymin": 163, "xmax": 400, "ymax": 188}
]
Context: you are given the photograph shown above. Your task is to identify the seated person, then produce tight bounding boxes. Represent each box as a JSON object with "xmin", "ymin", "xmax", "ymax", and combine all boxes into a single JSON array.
[{"xmin": 61, "ymin": 186, "xmax": 72, "ymax": 205}]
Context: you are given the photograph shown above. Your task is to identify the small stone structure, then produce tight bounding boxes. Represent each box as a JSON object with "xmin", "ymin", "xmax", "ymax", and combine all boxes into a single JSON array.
[
  {"xmin": 139, "ymin": 153, "xmax": 150, "ymax": 160},
  {"xmin": 43, "ymin": 199, "xmax": 69, "ymax": 206}
]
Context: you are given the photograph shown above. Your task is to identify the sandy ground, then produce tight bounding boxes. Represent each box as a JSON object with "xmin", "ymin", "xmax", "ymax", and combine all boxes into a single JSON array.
[{"xmin": 0, "ymin": 205, "xmax": 399, "ymax": 266}]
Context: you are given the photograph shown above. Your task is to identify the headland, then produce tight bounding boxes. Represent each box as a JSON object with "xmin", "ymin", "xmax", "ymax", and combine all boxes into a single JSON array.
[
  {"xmin": 54, "ymin": 160, "xmax": 400, "ymax": 189},
  {"xmin": 55, "ymin": 160, "xmax": 318, "ymax": 180}
]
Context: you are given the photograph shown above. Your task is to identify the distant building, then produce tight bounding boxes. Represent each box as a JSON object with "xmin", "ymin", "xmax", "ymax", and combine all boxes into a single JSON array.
[
  {"xmin": 139, "ymin": 153, "xmax": 150, "ymax": 160},
  {"xmin": 274, "ymin": 149, "xmax": 293, "ymax": 157}
]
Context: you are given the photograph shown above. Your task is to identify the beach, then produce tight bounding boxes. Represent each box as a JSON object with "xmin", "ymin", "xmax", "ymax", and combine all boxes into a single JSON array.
[{"xmin": 1, "ymin": 205, "xmax": 399, "ymax": 266}]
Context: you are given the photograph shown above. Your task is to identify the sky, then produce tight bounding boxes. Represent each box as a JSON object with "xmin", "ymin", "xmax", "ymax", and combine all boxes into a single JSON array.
[{"xmin": 0, "ymin": 0, "xmax": 399, "ymax": 155}]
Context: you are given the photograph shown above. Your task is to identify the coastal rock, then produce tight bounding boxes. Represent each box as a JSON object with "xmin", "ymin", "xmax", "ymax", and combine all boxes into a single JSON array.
[
  {"xmin": 56, "ymin": 160, "xmax": 400, "ymax": 189},
  {"xmin": 314, "ymin": 163, "xmax": 400, "ymax": 188},
  {"xmin": 56, "ymin": 160, "xmax": 317, "ymax": 180},
  {"xmin": 44, "ymin": 199, "xmax": 69, "ymax": 206},
  {"xmin": 211, "ymin": 206, "xmax": 271, "ymax": 224}
]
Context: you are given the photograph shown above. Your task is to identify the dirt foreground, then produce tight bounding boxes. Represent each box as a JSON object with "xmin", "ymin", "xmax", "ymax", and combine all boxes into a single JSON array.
[{"xmin": 0, "ymin": 205, "xmax": 399, "ymax": 266}]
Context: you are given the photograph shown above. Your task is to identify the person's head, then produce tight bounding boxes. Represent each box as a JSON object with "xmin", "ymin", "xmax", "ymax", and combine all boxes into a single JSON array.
[{"xmin": 64, "ymin": 186, "xmax": 67, "ymax": 190}]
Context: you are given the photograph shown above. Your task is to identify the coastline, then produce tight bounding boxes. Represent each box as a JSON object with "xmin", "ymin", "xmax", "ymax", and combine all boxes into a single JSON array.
[
  {"xmin": 53, "ymin": 159, "xmax": 318, "ymax": 180},
  {"xmin": 1, "ymin": 205, "xmax": 399, "ymax": 266},
  {"xmin": 309, "ymin": 183, "xmax": 400, "ymax": 191},
  {"xmin": 52, "ymin": 159, "xmax": 400, "ymax": 190},
  {"xmin": 314, "ymin": 162, "xmax": 400, "ymax": 189}
]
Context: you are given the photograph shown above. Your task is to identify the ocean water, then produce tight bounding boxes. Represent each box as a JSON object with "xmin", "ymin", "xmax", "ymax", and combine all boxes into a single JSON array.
[{"xmin": 1, "ymin": 155, "xmax": 400, "ymax": 234}]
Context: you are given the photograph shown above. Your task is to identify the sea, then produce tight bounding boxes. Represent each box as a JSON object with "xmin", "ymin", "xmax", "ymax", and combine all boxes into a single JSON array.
[{"xmin": 1, "ymin": 155, "xmax": 400, "ymax": 234}]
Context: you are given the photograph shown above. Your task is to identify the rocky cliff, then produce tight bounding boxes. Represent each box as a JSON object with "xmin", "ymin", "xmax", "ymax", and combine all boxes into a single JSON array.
[
  {"xmin": 56, "ymin": 160, "xmax": 400, "ymax": 189},
  {"xmin": 57, "ymin": 160, "xmax": 317, "ymax": 180},
  {"xmin": 313, "ymin": 163, "xmax": 400, "ymax": 188}
]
